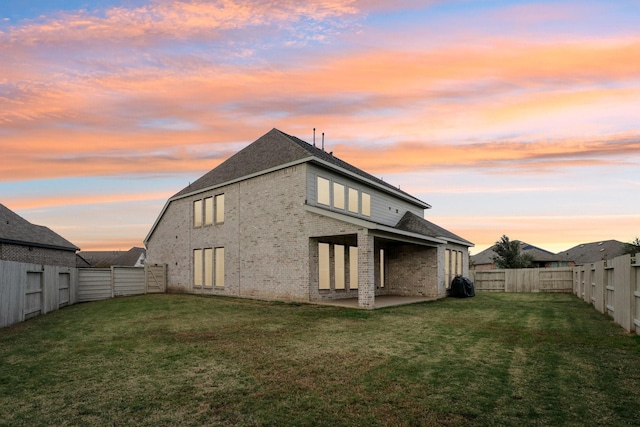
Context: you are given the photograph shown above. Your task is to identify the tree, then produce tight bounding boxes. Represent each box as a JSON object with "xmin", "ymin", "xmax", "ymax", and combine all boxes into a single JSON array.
[
  {"xmin": 623, "ymin": 236, "xmax": 640, "ymax": 256},
  {"xmin": 492, "ymin": 235, "xmax": 535, "ymax": 269}
]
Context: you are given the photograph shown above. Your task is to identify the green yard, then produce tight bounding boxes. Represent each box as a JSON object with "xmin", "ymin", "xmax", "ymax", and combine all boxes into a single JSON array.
[{"xmin": 1, "ymin": 293, "xmax": 639, "ymax": 426}]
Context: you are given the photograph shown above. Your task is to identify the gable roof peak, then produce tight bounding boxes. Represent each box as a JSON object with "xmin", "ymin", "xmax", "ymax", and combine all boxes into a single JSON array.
[{"xmin": 172, "ymin": 128, "xmax": 429, "ymax": 208}]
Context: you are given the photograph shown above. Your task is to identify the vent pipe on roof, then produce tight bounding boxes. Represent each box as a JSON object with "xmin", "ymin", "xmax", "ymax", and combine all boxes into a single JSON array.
[
  {"xmin": 322, "ymin": 132, "xmax": 325, "ymax": 151},
  {"xmin": 313, "ymin": 128, "xmax": 316, "ymax": 147}
]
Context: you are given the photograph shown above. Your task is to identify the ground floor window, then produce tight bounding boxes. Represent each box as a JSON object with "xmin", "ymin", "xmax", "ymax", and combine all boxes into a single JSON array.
[
  {"xmin": 194, "ymin": 247, "xmax": 224, "ymax": 288},
  {"xmin": 335, "ymin": 245, "xmax": 345, "ymax": 290},
  {"xmin": 445, "ymin": 249, "xmax": 464, "ymax": 288},
  {"xmin": 215, "ymin": 247, "xmax": 225, "ymax": 288},
  {"xmin": 379, "ymin": 249, "xmax": 385, "ymax": 288},
  {"xmin": 349, "ymin": 246, "xmax": 358, "ymax": 289},
  {"xmin": 204, "ymin": 248, "xmax": 213, "ymax": 287},
  {"xmin": 318, "ymin": 242, "xmax": 358, "ymax": 291},
  {"xmin": 194, "ymin": 249, "xmax": 203, "ymax": 287}
]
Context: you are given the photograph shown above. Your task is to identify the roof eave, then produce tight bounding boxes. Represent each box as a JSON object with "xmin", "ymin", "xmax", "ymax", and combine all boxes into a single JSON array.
[
  {"xmin": 0, "ymin": 237, "xmax": 79, "ymax": 252},
  {"xmin": 440, "ymin": 236, "xmax": 474, "ymax": 247}
]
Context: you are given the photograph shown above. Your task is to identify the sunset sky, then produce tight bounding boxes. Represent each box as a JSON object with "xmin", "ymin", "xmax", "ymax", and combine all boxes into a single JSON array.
[{"xmin": 1, "ymin": 0, "xmax": 639, "ymax": 254}]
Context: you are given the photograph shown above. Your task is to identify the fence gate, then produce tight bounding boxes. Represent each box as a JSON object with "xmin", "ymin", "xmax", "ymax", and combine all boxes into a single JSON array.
[
  {"xmin": 24, "ymin": 271, "xmax": 43, "ymax": 320},
  {"xmin": 58, "ymin": 272, "xmax": 71, "ymax": 308},
  {"xmin": 145, "ymin": 264, "xmax": 167, "ymax": 294}
]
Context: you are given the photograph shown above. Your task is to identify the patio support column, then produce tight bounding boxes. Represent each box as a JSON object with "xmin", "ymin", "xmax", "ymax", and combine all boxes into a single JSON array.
[{"xmin": 357, "ymin": 229, "xmax": 375, "ymax": 309}]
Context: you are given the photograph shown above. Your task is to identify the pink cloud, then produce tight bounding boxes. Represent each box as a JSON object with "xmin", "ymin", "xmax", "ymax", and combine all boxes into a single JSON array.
[{"xmin": 3, "ymin": 0, "xmax": 359, "ymax": 47}]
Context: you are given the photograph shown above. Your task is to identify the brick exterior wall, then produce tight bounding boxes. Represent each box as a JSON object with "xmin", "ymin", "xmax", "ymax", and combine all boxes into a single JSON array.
[
  {"xmin": 147, "ymin": 163, "xmax": 468, "ymax": 305},
  {"xmin": 0, "ymin": 243, "xmax": 76, "ymax": 267},
  {"xmin": 386, "ymin": 243, "xmax": 439, "ymax": 298},
  {"xmin": 148, "ymin": 164, "xmax": 361, "ymax": 301}
]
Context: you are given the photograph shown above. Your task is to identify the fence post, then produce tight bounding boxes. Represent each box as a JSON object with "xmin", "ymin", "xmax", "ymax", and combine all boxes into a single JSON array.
[{"xmin": 110, "ymin": 266, "xmax": 115, "ymax": 299}]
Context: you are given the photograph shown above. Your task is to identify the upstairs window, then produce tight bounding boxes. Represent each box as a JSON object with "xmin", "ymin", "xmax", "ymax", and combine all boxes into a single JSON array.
[
  {"xmin": 361, "ymin": 192, "xmax": 371, "ymax": 216},
  {"xmin": 333, "ymin": 182, "xmax": 345, "ymax": 210},
  {"xmin": 317, "ymin": 177, "xmax": 330, "ymax": 206},
  {"xmin": 348, "ymin": 187, "xmax": 359, "ymax": 213},
  {"xmin": 193, "ymin": 200, "xmax": 203, "ymax": 228},
  {"xmin": 204, "ymin": 197, "xmax": 213, "ymax": 226},
  {"xmin": 215, "ymin": 194, "xmax": 225, "ymax": 224},
  {"xmin": 316, "ymin": 175, "xmax": 373, "ymax": 218}
]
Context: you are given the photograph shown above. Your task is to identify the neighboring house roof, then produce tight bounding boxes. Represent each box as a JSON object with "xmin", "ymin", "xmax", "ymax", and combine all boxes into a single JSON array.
[
  {"xmin": 78, "ymin": 247, "xmax": 146, "ymax": 267},
  {"xmin": 471, "ymin": 241, "xmax": 561, "ymax": 265},
  {"xmin": 395, "ymin": 212, "xmax": 473, "ymax": 246},
  {"xmin": 558, "ymin": 240, "xmax": 626, "ymax": 265},
  {"xmin": 76, "ymin": 254, "xmax": 92, "ymax": 268},
  {"xmin": 0, "ymin": 203, "xmax": 79, "ymax": 251},
  {"xmin": 172, "ymin": 128, "xmax": 429, "ymax": 208}
]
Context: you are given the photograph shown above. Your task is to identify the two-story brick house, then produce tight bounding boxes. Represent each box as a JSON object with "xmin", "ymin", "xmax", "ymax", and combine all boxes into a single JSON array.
[{"xmin": 145, "ymin": 129, "xmax": 473, "ymax": 308}]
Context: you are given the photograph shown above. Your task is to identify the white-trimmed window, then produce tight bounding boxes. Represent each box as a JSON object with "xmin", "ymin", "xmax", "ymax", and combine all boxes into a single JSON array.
[
  {"xmin": 334, "ymin": 245, "xmax": 345, "ymax": 290},
  {"xmin": 316, "ymin": 176, "xmax": 373, "ymax": 218},
  {"xmin": 445, "ymin": 249, "xmax": 451, "ymax": 288},
  {"xmin": 318, "ymin": 243, "xmax": 330, "ymax": 289},
  {"xmin": 204, "ymin": 248, "xmax": 213, "ymax": 287},
  {"xmin": 348, "ymin": 187, "xmax": 359, "ymax": 213},
  {"xmin": 361, "ymin": 192, "xmax": 371, "ymax": 216},
  {"xmin": 333, "ymin": 182, "xmax": 345, "ymax": 209},
  {"xmin": 456, "ymin": 251, "xmax": 463, "ymax": 275},
  {"xmin": 194, "ymin": 249, "xmax": 203, "ymax": 287},
  {"xmin": 215, "ymin": 247, "xmax": 225, "ymax": 287},
  {"xmin": 193, "ymin": 200, "xmax": 203, "ymax": 228},
  {"xmin": 204, "ymin": 197, "xmax": 213, "ymax": 226},
  {"xmin": 379, "ymin": 249, "xmax": 385, "ymax": 288},
  {"xmin": 317, "ymin": 177, "xmax": 330, "ymax": 206},
  {"xmin": 215, "ymin": 194, "xmax": 225, "ymax": 224},
  {"xmin": 349, "ymin": 246, "xmax": 358, "ymax": 289}
]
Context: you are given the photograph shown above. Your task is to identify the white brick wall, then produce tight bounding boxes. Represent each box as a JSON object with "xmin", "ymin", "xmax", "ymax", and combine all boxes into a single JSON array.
[{"xmin": 147, "ymin": 163, "xmax": 465, "ymax": 304}]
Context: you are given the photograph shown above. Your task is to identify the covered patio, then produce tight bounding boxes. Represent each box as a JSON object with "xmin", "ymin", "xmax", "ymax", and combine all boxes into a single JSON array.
[{"xmin": 310, "ymin": 227, "xmax": 446, "ymax": 309}]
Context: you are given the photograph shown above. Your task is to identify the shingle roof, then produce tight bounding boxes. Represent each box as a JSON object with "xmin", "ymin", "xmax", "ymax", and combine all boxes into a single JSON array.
[
  {"xmin": 0, "ymin": 204, "xmax": 79, "ymax": 251},
  {"xmin": 78, "ymin": 247, "xmax": 146, "ymax": 267},
  {"xmin": 558, "ymin": 240, "xmax": 626, "ymax": 265},
  {"xmin": 471, "ymin": 241, "xmax": 561, "ymax": 265},
  {"xmin": 172, "ymin": 128, "xmax": 428, "ymax": 207},
  {"xmin": 395, "ymin": 211, "xmax": 473, "ymax": 246}
]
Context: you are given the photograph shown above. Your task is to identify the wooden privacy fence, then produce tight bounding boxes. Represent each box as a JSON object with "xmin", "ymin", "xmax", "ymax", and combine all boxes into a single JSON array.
[
  {"xmin": 0, "ymin": 260, "xmax": 77, "ymax": 329},
  {"xmin": 77, "ymin": 264, "xmax": 166, "ymax": 302},
  {"xmin": 574, "ymin": 253, "xmax": 639, "ymax": 334},
  {"xmin": 469, "ymin": 267, "xmax": 574, "ymax": 293},
  {"xmin": 1, "ymin": 262, "xmax": 166, "ymax": 328}
]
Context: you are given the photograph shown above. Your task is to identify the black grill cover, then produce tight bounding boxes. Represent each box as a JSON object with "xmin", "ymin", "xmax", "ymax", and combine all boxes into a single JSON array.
[{"xmin": 449, "ymin": 275, "xmax": 475, "ymax": 298}]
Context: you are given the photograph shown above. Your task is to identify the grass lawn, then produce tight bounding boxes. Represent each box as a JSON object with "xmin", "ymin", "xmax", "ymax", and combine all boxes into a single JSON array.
[{"xmin": 1, "ymin": 293, "xmax": 639, "ymax": 426}]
